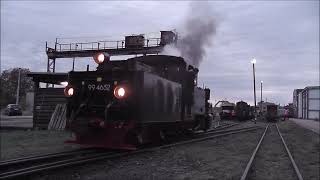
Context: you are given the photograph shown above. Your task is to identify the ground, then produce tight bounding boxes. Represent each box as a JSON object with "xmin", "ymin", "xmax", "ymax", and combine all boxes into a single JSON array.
[
  {"xmin": 0, "ymin": 129, "xmax": 79, "ymax": 160},
  {"xmin": 0, "ymin": 115, "xmax": 33, "ymax": 129},
  {"xmin": 248, "ymin": 124, "xmax": 296, "ymax": 180},
  {"xmin": 0, "ymin": 120, "xmax": 319, "ymax": 180},
  {"xmin": 289, "ymin": 118, "xmax": 319, "ymax": 134},
  {"xmin": 32, "ymin": 127, "xmax": 263, "ymax": 180},
  {"xmin": 278, "ymin": 120, "xmax": 319, "ymax": 180}
]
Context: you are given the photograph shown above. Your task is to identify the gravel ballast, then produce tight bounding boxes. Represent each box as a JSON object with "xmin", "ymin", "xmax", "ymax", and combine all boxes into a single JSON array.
[
  {"xmin": 247, "ymin": 124, "xmax": 297, "ymax": 180},
  {"xmin": 31, "ymin": 122, "xmax": 263, "ymax": 180},
  {"xmin": 2, "ymin": 120, "xmax": 318, "ymax": 180}
]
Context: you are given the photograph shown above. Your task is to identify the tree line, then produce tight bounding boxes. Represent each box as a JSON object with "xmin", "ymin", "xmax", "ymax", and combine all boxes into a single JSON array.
[{"xmin": 0, "ymin": 68, "xmax": 34, "ymax": 108}]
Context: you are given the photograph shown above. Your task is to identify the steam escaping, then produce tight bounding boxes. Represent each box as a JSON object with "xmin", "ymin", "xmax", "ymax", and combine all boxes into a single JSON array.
[{"xmin": 162, "ymin": 2, "xmax": 217, "ymax": 67}]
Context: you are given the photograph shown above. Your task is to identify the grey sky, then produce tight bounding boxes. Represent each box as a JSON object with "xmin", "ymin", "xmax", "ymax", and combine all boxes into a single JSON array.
[{"xmin": 1, "ymin": 1, "xmax": 319, "ymax": 105}]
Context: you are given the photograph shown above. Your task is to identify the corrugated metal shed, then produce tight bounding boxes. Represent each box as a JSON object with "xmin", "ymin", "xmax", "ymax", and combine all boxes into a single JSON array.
[
  {"xmin": 28, "ymin": 72, "xmax": 68, "ymax": 129},
  {"xmin": 296, "ymin": 86, "xmax": 319, "ymax": 120},
  {"xmin": 33, "ymin": 88, "xmax": 66, "ymax": 129},
  {"xmin": 293, "ymin": 89, "xmax": 303, "ymax": 118}
]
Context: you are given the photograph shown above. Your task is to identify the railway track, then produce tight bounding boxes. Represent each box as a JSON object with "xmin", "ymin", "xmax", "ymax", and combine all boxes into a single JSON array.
[
  {"xmin": 0, "ymin": 148, "xmax": 104, "ymax": 167},
  {"xmin": 0, "ymin": 122, "xmax": 258, "ymax": 179},
  {"xmin": 240, "ymin": 123, "xmax": 303, "ymax": 180}
]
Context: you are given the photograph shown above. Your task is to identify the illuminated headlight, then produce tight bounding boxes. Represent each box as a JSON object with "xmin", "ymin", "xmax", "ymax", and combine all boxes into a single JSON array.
[
  {"xmin": 64, "ymin": 85, "xmax": 74, "ymax": 97},
  {"xmin": 114, "ymin": 86, "xmax": 126, "ymax": 99},
  {"xmin": 97, "ymin": 54, "xmax": 105, "ymax": 63},
  {"xmin": 93, "ymin": 52, "xmax": 110, "ymax": 64}
]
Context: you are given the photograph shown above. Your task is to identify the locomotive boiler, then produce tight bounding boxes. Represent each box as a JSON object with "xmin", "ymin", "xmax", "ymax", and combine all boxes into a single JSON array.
[{"xmin": 64, "ymin": 54, "xmax": 211, "ymax": 149}]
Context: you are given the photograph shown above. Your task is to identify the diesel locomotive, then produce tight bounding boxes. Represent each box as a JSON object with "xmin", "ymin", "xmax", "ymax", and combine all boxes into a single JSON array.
[{"xmin": 64, "ymin": 54, "xmax": 211, "ymax": 149}]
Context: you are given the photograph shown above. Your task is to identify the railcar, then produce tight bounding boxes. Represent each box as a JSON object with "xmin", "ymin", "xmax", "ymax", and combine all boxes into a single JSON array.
[
  {"xmin": 220, "ymin": 102, "xmax": 235, "ymax": 120},
  {"xmin": 64, "ymin": 54, "xmax": 211, "ymax": 149},
  {"xmin": 265, "ymin": 104, "xmax": 278, "ymax": 121},
  {"xmin": 213, "ymin": 100, "xmax": 235, "ymax": 120},
  {"xmin": 235, "ymin": 101, "xmax": 251, "ymax": 121}
]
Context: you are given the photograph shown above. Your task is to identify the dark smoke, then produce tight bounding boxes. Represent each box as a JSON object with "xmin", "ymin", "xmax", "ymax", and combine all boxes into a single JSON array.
[{"xmin": 163, "ymin": 2, "xmax": 217, "ymax": 67}]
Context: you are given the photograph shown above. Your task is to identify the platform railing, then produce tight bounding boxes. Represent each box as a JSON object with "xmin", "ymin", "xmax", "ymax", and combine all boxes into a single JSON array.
[{"xmin": 52, "ymin": 38, "xmax": 162, "ymax": 52}]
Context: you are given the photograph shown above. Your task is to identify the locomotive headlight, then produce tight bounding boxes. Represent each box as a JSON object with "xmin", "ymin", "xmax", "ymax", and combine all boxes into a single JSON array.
[
  {"xmin": 68, "ymin": 88, "xmax": 74, "ymax": 96},
  {"xmin": 93, "ymin": 52, "xmax": 110, "ymax": 64},
  {"xmin": 118, "ymin": 88, "xmax": 125, "ymax": 97},
  {"xmin": 114, "ymin": 86, "xmax": 126, "ymax": 99},
  {"xmin": 97, "ymin": 54, "xmax": 105, "ymax": 63},
  {"xmin": 64, "ymin": 85, "xmax": 74, "ymax": 97}
]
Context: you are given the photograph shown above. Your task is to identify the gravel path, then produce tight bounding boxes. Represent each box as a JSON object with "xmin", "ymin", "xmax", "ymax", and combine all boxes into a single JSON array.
[
  {"xmin": 278, "ymin": 120, "xmax": 319, "ymax": 180},
  {"xmin": 31, "ymin": 124, "xmax": 263, "ymax": 180},
  {"xmin": 248, "ymin": 124, "xmax": 297, "ymax": 180}
]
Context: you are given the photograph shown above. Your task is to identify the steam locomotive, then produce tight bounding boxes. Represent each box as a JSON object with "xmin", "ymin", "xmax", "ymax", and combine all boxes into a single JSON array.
[{"xmin": 64, "ymin": 54, "xmax": 211, "ymax": 149}]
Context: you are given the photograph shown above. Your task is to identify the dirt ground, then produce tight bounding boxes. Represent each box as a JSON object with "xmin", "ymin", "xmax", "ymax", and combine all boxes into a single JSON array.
[
  {"xmin": 31, "ymin": 121, "xmax": 264, "ymax": 180},
  {"xmin": 0, "ymin": 130, "xmax": 80, "ymax": 160},
  {"xmin": 278, "ymin": 120, "xmax": 320, "ymax": 180}
]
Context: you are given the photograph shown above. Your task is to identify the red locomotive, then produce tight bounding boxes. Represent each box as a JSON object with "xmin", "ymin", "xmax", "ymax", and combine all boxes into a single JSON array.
[{"xmin": 64, "ymin": 54, "xmax": 211, "ymax": 149}]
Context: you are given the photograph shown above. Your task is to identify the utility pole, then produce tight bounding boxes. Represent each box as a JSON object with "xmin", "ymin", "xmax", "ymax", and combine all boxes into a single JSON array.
[{"xmin": 15, "ymin": 68, "xmax": 21, "ymax": 105}]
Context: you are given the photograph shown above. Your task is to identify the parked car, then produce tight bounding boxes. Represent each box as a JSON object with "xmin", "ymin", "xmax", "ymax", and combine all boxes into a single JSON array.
[{"xmin": 4, "ymin": 104, "xmax": 22, "ymax": 116}]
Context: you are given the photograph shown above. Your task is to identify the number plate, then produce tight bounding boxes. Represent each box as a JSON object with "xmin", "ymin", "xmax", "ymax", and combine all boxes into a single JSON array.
[{"xmin": 87, "ymin": 84, "xmax": 111, "ymax": 91}]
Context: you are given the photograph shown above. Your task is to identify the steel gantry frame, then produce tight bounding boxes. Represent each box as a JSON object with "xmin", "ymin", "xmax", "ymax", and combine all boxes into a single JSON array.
[
  {"xmin": 45, "ymin": 33, "xmax": 176, "ymax": 72},
  {"xmin": 44, "ymin": 31, "xmax": 177, "ymax": 87}
]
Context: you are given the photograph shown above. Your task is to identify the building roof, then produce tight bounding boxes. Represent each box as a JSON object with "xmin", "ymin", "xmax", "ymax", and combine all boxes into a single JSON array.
[{"xmin": 27, "ymin": 72, "xmax": 68, "ymax": 84}]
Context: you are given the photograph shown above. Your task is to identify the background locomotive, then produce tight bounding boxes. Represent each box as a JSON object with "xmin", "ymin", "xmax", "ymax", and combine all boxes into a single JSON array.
[
  {"xmin": 265, "ymin": 104, "xmax": 278, "ymax": 121},
  {"xmin": 213, "ymin": 101, "xmax": 235, "ymax": 120},
  {"xmin": 64, "ymin": 54, "xmax": 211, "ymax": 149},
  {"xmin": 234, "ymin": 101, "xmax": 252, "ymax": 121}
]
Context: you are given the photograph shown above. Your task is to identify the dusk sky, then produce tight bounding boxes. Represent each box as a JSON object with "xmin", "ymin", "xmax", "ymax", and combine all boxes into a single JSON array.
[{"xmin": 1, "ymin": 1, "xmax": 319, "ymax": 106}]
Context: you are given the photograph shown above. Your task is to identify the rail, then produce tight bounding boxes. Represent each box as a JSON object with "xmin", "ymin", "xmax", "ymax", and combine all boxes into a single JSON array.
[
  {"xmin": 276, "ymin": 124, "xmax": 303, "ymax": 180},
  {"xmin": 240, "ymin": 124, "xmax": 269, "ymax": 180},
  {"xmin": 240, "ymin": 123, "xmax": 304, "ymax": 180}
]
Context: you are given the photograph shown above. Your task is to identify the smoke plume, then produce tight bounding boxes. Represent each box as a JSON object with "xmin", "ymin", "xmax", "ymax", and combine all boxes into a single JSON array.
[{"xmin": 162, "ymin": 2, "xmax": 217, "ymax": 67}]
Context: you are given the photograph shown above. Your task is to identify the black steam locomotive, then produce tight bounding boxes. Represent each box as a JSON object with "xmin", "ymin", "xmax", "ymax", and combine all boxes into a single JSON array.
[{"xmin": 64, "ymin": 54, "xmax": 211, "ymax": 149}]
